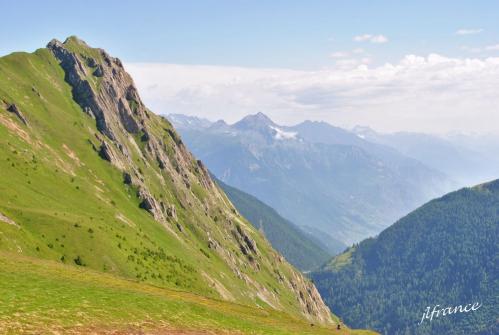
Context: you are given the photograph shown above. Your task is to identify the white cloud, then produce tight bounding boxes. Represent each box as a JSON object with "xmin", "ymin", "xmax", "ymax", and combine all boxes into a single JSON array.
[
  {"xmin": 334, "ymin": 57, "xmax": 371, "ymax": 69},
  {"xmin": 126, "ymin": 54, "xmax": 499, "ymax": 134},
  {"xmin": 461, "ymin": 45, "xmax": 483, "ymax": 53},
  {"xmin": 354, "ymin": 34, "xmax": 388, "ymax": 44},
  {"xmin": 456, "ymin": 28, "xmax": 483, "ymax": 35},
  {"xmin": 462, "ymin": 43, "xmax": 499, "ymax": 53},
  {"xmin": 485, "ymin": 44, "xmax": 499, "ymax": 51},
  {"xmin": 330, "ymin": 51, "xmax": 349, "ymax": 59},
  {"xmin": 330, "ymin": 48, "xmax": 366, "ymax": 60}
]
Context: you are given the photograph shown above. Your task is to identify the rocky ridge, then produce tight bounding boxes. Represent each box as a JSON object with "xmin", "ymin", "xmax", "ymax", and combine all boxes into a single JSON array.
[{"xmin": 43, "ymin": 36, "xmax": 333, "ymax": 324}]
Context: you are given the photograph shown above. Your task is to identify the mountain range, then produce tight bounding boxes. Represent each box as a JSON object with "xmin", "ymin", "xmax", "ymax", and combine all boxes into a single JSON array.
[
  {"xmin": 353, "ymin": 126, "xmax": 499, "ymax": 187},
  {"xmin": 168, "ymin": 113, "xmax": 456, "ymax": 246},
  {"xmin": 0, "ymin": 36, "xmax": 375, "ymax": 334}
]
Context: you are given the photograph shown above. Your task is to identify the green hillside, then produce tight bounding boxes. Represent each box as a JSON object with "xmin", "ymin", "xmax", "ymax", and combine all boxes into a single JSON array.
[
  {"xmin": 217, "ymin": 178, "xmax": 331, "ymax": 271},
  {"xmin": 312, "ymin": 180, "xmax": 499, "ymax": 335},
  {"xmin": 0, "ymin": 36, "xmax": 373, "ymax": 333},
  {"xmin": 0, "ymin": 252, "xmax": 380, "ymax": 334}
]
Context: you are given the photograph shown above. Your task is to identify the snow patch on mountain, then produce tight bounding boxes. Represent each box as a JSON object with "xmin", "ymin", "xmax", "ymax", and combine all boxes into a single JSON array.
[{"xmin": 269, "ymin": 126, "xmax": 297, "ymax": 140}]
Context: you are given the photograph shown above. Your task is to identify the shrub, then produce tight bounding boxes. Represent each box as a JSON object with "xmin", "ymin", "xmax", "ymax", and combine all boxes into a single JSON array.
[{"xmin": 74, "ymin": 256, "xmax": 85, "ymax": 266}]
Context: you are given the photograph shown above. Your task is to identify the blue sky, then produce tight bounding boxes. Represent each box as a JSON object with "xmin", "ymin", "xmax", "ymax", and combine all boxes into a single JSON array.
[
  {"xmin": 2, "ymin": 0, "xmax": 498, "ymax": 68},
  {"xmin": 2, "ymin": 0, "xmax": 499, "ymax": 133}
]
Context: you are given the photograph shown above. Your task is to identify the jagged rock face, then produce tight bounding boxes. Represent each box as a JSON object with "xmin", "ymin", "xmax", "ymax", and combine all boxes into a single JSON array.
[
  {"xmin": 48, "ymin": 37, "xmax": 142, "ymax": 141},
  {"xmin": 44, "ymin": 36, "xmax": 333, "ymax": 325},
  {"xmin": 47, "ymin": 37, "xmax": 203, "ymax": 225}
]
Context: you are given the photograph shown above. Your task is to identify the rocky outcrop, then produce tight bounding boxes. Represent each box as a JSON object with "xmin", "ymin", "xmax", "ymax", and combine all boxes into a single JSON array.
[
  {"xmin": 47, "ymin": 37, "xmax": 205, "ymax": 220},
  {"xmin": 137, "ymin": 188, "xmax": 164, "ymax": 221},
  {"xmin": 47, "ymin": 37, "xmax": 147, "ymax": 141},
  {"xmin": 48, "ymin": 38, "xmax": 113, "ymax": 138},
  {"xmin": 195, "ymin": 159, "xmax": 214, "ymax": 189},
  {"xmin": 289, "ymin": 271, "xmax": 333, "ymax": 325},
  {"xmin": 0, "ymin": 212, "xmax": 18, "ymax": 227},
  {"xmin": 7, "ymin": 104, "xmax": 28, "ymax": 125},
  {"xmin": 123, "ymin": 172, "xmax": 132, "ymax": 185},
  {"xmin": 233, "ymin": 224, "xmax": 258, "ymax": 256},
  {"xmin": 165, "ymin": 203, "xmax": 177, "ymax": 220},
  {"xmin": 98, "ymin": 142, "xmax": 115, "ymax": 162}
]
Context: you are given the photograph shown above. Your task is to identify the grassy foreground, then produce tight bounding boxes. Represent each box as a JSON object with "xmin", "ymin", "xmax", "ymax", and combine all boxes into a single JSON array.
[
  {"xmin": 0, "ymin": 38, "xmax": 332, "ymax": 323},
  {"xmin": 0, "ymin": 252, "xmax": 376, "ymax": 335}
]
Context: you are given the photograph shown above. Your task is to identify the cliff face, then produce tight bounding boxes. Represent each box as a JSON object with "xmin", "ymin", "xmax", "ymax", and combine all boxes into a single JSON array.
[
  {"xmin": 47, "ymin": 37, "xmax": 214, "ymax": 225},
  {"xmin": 0, "ymin": 36, "xmax": 332, "ymax": 325}
]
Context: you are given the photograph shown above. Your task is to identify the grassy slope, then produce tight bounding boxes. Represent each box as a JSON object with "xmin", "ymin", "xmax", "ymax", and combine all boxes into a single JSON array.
[
  {"xmin": 217, "ymin": 178, "xmax": 331, "ymax": 271},
  {"xmin": 0, "ymin": 40, "xmax": 376, "ymax": 333},
  {"xmin": 0, "ymin": 252, "xmax": 377, "ymax": 334},
  {"xmin": 0, "ymin": 48, "xmax": 213, "ymax": 296}
]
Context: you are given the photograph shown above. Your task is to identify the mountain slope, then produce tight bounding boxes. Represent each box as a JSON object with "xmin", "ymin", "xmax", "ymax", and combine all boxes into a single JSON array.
[
  {"xmin": 311, "ymin": 180, "xmax": 499, "ymax": 335},
  {"xmin": 0, "ymin": 251, "xmax": 380, "ymax": 334},
  {"xmin": 353, "ymin": 127, "xmax": 499, "ymax": 187},
  {"xmin": 0, "ymin": 36, "xmax": 346, "ymax": 331},
  {"xmin": 169, "ymin": 113, "xmax": 454, "ymax": 244},
  {"xmin": 216, "ymin": 178, "xmax": 332, "ymax": 271}
]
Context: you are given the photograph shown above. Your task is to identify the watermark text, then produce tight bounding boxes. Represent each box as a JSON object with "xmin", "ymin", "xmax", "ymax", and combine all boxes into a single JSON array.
[{"xmin": 419, "ymin": 302, "xmax": 482, "ymax": 325}]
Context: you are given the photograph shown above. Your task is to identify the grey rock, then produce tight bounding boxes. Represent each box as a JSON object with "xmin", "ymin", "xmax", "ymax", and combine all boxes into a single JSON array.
[
  {"xmin": 123, "ymin": 172, "xmax": 132, "ymax": 185},
  {"xmin": 140, "ymin": 130, "xmax": 150, "ymax": 142},
  {"xmin": 86, "ymin": 57, "xmax": 97, "ymax": 68},
  {"xmin": 83, "ymin": 106, "xmax": 95, "ymax": 118},
  {"xmin": 93, "ymin": 65, "xmax": 104, "ymax": 77},
  {"xmin": 166, "ymin": 204, "xmax": 177, "ymax": 220},
  {"xmin": 176, "ymin": 223, "xmax": 183, "ymax": 232},
  {"xmin": 7, "ymin": 104, "xmax": 28, "ymax": 125},
  {"xmin": 98, "ymin": 142, "xmax": 113, "ymax": 162},
  {"xmin": 232, "ymin": 224, "xmax": 258, "ymax": 257},
  {"xmin": 117, "ymin": 99, "xmax": 139, "ymax": 134}
]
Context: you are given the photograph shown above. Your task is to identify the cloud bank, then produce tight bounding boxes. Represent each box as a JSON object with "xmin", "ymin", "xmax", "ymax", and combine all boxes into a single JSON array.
[
  {"xmin": 126, "ymin": 54, "xmax": 499, "ymax": 134},
  {"xmin": 456, "ymin": 28, "xmax": 483, "ymax": 35},
  {"xmin": 353, "ymin": 34, "xmax": 389, "ymax": 43}
]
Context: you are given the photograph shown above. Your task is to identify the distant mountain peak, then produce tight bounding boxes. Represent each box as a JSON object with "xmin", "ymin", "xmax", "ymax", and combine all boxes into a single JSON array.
[
  {"xmin": 299, "ymin": 120, "xmax": 329, "ymax": 126},
  {"xmin": 233, "ymin": 112, "xmax": 276, "ymax": 130},
  {"xmin": 167, "ymin": 113, "xmax": 212, "ymax": 129},
  {"xmin": 209, "ymin": 119, "xmax": 230, "ymax": 130},
  {"xmin": 352, "ymin": 125, "xmax": 376, "ymax": 134}
]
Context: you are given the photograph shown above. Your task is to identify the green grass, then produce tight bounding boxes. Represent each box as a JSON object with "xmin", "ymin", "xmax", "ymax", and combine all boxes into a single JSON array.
[
  {"xmin": 0, "ymin": 252, "xmax": 377, "ymax": 335},
  {"xmin": 323, "ymin": 247, "xmax": 354, "ymax": 272},
  {"xmin": 0, "ymin": 37, "xmax": 376, "ymax": 334},
  {"xmin": 0, "ymin": 44, "xmax": 247, "ymax": 302}
]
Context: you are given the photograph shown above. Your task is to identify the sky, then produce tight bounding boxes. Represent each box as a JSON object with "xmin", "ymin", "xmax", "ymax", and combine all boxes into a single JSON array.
[{"xmin": 2, "ymin": 0, "xmax": 499, "ymax": 134}]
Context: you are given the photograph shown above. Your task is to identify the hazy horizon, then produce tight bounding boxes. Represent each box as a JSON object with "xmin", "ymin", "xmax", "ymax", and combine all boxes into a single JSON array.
[
  {"xmin": 161, "ymin": 110, "xmax": 499, "ymax": 138},
  {"xmin": 3, "ymin": 0, "xmax": 498, "ymax": 135},
  {"xmin": 126, "ymin": 59, "xmax": 499, "ymax": 136}
]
